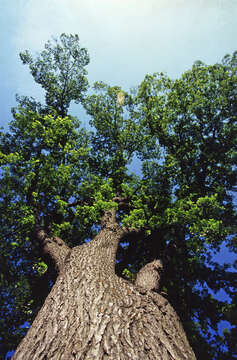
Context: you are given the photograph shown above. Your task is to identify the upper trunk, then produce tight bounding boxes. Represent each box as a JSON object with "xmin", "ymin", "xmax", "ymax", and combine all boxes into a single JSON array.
[{"xmin": 13, "ymin": 211, "xmax": 196, "ymax": 359}]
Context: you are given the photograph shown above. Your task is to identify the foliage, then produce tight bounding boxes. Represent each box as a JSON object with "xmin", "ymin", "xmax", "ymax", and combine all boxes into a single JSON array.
[
  {"xmin": 135, "ymin": 55, "xmax": 237, "ymax": 358},
  {"xmin": 19, "ymin": 33, "xmax": 89, "ymax": 117},
  {"xmin": 0, "ymin": 35, "xmax": 236, "ymax": 359}
]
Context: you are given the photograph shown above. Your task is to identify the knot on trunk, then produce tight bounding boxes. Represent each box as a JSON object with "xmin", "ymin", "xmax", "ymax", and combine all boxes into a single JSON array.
[
  {"xmin": 36, "ymin": 229, "xmax": 47, "ymax": 242},
  {"xmin": 135, "ymin": 259, "xmax": 163, "ymax": 293}
]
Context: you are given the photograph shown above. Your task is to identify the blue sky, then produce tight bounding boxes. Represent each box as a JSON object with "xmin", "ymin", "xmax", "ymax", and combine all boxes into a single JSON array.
[{"xmin": 1, "ymin": 0, "xmax": 237, "ymax": 129}]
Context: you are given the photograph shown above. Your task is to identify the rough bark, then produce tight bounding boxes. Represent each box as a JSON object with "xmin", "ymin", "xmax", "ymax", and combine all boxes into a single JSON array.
[
  {"xmin": 13, "ymin": 210, "xmax": 196, "ymax": 359},
  {"xmin": 135, "ymin": 259, "xmax": 163, "ymax": 292}
]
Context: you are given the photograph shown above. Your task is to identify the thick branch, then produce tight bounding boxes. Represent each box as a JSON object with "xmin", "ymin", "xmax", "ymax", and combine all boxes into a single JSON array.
[
  {"xmin": 36, "ymin": 229, "xmax": 71, "ymax": 274},
  {"xmin": 101, "ymin": 208, "xmax": 117, "ymax": 228},
  {"xmin": 33, "ymin": 207, "xmax": 70, "ymax": 273},
  {"xmin": 112, "ymin": 195, "xmax": 130, "ymax": 211}
]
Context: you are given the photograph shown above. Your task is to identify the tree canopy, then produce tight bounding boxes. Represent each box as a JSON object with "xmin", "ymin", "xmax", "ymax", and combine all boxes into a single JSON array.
[{"xmin": 0, "ymin": 34, "xmax": 236, "ymax": 359}]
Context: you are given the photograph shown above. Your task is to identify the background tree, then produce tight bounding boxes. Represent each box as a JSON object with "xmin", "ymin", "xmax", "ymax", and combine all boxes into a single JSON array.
[{"xmin": 0, "ymin": 35, "xmax": 236, "ymax": 359}]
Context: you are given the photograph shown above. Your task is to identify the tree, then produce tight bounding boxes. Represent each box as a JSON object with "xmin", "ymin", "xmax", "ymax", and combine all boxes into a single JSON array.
[{"xmin": 0, "ymin": 34, "xmax": 236, "ymax": 359}]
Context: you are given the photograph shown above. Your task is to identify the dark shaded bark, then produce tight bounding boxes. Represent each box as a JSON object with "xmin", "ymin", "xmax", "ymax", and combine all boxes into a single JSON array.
[{"xmin": 13, "ymin": 210, "xmax": 196, "ymax": 359}]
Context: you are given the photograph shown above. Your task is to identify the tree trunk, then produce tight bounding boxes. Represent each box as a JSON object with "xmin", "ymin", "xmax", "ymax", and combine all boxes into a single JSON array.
[{"xmin": 13, "ymin": 211, "xmax": 196, "ymax": 359}]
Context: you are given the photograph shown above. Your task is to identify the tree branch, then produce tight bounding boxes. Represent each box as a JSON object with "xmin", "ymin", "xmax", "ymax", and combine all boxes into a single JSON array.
[
  {"xmin": 112, "ymin": 195, "xmax": 130, "ymax": 211},
  {"xmin": 101, "ymin": 208, "xmax": 117, "ymax": 228},
  {"xmin": 36, "ymin": 229, "xmax": 71, "ymax": 274},
  {"xmin": 34, "ymin": 208, "xmax": 71, "ymax": 273}
]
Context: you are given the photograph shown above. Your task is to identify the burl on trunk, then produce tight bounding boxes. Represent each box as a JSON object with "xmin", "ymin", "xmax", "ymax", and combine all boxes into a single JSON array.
[{"xmin": 13, "ymin": 210, "xmax": 196, "ymax": 359}]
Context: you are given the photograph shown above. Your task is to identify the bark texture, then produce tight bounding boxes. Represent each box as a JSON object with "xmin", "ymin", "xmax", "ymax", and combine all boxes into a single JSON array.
[
  {"xmin": 135, "ymin": 260, "xmax": 163, "ymax": 292},
  {"xmin": 13, "ymin": 211, "xmax": 196, "ymax": 359}
]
